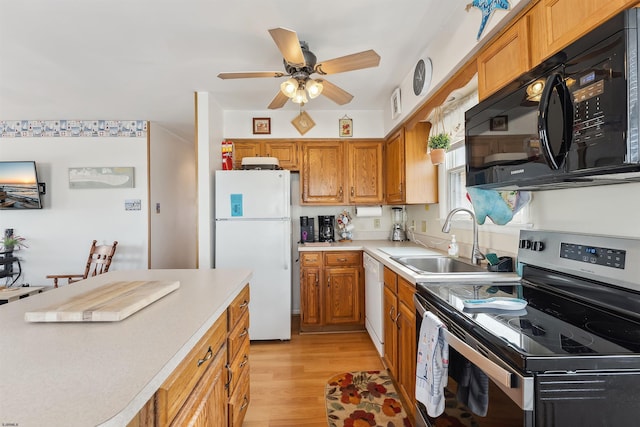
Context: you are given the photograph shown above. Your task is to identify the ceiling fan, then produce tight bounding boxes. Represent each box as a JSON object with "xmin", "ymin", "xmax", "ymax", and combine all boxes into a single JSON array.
[{"xmin": 217, "ymin": 27, "xmax": 381, "ymax": 109}]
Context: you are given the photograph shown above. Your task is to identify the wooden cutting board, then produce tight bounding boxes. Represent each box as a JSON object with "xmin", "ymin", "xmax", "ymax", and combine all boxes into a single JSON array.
[{"xmin": 25, "ymin": 280, "xmax": 180, "ymax": 322}]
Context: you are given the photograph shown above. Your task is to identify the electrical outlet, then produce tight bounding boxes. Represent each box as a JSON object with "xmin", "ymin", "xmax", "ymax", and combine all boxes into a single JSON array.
[
  {"xmin": 421, "ymin": 220, "xmax": 427, "ymax": 232},
  {"xmin": 374, "ymin": 218, "xmax": 381, "ymax": 229}
]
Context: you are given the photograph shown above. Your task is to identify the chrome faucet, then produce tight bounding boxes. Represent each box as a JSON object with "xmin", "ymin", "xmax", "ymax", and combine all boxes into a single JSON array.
[{"xmin": 442, "ymin": 208, "xmax": 485, "ymax": 265}]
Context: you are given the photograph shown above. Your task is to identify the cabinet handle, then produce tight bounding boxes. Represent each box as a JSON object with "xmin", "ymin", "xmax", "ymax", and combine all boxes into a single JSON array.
[
  {"xmin": 339, "ymin": 186, "xmax": 343, "ymax": 197},
  {"xmin": 225, "ymin": 363, "xmax": 233, "ymax": 389},
  {"xmin": 337, "ymin": 257, "xmax": 347, "ymax": 262},
  {"xmin": 197, "ymin": 346, "xmax": 213, "ymax": 367},
  {"xmin": 315, "ymin": 273, "xmax": 319, "ymax": 284},
  {"xmin": 395, "ymin": 312, "xmax": 401, "ymax": 329},
  {"xmin": 239, "ymin": 327, "xmax": 248, "ymax": 338},
  {"xmin": 351, "ymin": 186, "xmax": 354, "ymax": 196},
  {"xmin": 239, "ymin": 354, "xmax": 249, "ymax": 368},
  {"xmin": 388, "ymin": 306, "xmax": 396, "ymax": 321},
  {"xmin": 239, "ymin": 300, "xmax": 249, "ymax": 309},
  {"xmin": 240, "ymin": 396, "xmax": 250, "ymax": 411}
]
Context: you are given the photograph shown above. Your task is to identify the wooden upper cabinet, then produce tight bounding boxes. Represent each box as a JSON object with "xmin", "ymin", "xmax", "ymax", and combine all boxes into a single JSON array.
[
  {"xmin": 538, "ymin": 0, "xmax": 634, "ymax": 62},
  {"xmin": 385, "ymin": 123, "xmax": 437, "ymax": 205},
  {"xmin": 301, "ymin": 141, "xmax": 345, "ymax": 204},
  {"xmin": 347, "ymin": 141, "xmax": 383, "ymax": 204},
  {"xmin": 231, "ymin": 140, "xmax": 299, "ymax": 170},
  {"xmin": 385, "ymin": 130, "xmax": 405, "ymax": 204},
  {"xmin": 477, "ymin": 17, "xmax": 530, "ymax": 100},
  {"xmin": 232, "ymin": 141, "xmax": 261, "ymax": 170},
  {"xmin": 262, "ymin": 141, "xmax": 299, "ymax": 170}
]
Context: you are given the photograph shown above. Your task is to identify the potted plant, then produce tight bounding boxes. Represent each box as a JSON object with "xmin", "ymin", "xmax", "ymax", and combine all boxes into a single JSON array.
[
  {"xmin": 428, "ymin": 132, "xmax": 451, "ymax": 165},
  {"xmin": 2, "ymin": 234, "xmax": 27, "ymax": 254}
]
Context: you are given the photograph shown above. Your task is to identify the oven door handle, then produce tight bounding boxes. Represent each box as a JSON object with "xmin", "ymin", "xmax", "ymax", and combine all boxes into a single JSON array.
[
  {"xmin": 442, "ymin": 329, "xmax": 514, "ymax": 389},
  {"xmin": 415, "ymin": 294, "xmax": 514, "ymax": 389}
]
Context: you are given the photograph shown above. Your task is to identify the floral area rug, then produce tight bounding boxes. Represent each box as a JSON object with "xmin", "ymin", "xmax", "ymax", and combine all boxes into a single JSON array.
[{"xmin": 325, "ymin": 370, "xmax": 411, "ymax": 427}]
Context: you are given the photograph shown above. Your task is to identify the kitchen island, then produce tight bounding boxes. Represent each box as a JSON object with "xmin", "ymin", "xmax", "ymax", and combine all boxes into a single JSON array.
[{"xmin": 0, "ymin": 268, "xmax": 252, "ymax": 427}]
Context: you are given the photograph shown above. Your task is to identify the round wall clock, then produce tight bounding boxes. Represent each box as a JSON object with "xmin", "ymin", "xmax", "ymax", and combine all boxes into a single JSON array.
[{"xmin": 413, "ymin": 57, "xmax": 433, "ymax": 96}]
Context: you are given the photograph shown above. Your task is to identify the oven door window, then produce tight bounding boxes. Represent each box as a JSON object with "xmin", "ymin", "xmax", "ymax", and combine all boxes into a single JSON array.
[{"xmin": 419, "ymin": 348, "xmax": 526, "ymax": 427}]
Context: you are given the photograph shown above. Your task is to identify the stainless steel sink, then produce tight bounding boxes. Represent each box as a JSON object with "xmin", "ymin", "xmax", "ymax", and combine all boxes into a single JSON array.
[{"xmin": 390, "ymin": 256, "xmax": 486, "ymax": 274}]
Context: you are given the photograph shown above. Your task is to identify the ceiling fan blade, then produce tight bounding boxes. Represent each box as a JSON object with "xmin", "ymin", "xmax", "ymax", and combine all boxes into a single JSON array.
[
  {"xmin": 217, "ymin": 71, "xmax": 284, "ymax": 79},
  {"xmin": 268, "ymin": 27, "xmax": 305, "ymax": 67},
  {"xmin": 317, "ymin": 79, "xmax": 354, "ymax": 105},
  {"xmin": 268, "ymin": 91, "xmax": 289, "ymax": 109},
  {"xmin": 315, "ymin": 50, "xmax": 381, "ymax": 75}
]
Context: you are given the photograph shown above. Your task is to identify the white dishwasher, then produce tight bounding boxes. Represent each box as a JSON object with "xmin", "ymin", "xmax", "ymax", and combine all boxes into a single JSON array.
[{"xmin": 363, "ymin": 252, "xmax": 385, "ymax": 356}]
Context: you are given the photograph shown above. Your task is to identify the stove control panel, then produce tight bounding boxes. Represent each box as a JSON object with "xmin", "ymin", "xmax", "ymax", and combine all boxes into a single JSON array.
[{"xmin": 560, "ymin": 242, "xmax": 626, "ymax": 269}]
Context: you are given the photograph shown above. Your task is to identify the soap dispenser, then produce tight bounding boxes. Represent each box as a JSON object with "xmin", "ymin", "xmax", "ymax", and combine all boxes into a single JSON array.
[{"xmin": 448, "ymin": 235, "xmax": 459, "ymax": 257}]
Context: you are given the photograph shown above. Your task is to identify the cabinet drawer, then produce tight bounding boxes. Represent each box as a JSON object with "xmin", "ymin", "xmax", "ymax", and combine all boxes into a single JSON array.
[
  {"xmin": 228, "ymin": 364, "xmax": 250, "ymax": 427},
  {"xmin": 228, "ymin": 285, "xmax": 250, "ymax": 327},
  {"xmin": 397, "ymin": 276, "xmax": 415, "ymax": 307},
  {"xmin": 383, "ymin": 266, "xmax": 398, "ymax": 293},
  {"xmin": 228, "ymin": 310, "xmax": 249, "ymax": 363},
  {"xmin": 157, "ymin": 313, "xmax": 227, "ymax": 425},
  {"xmin": 324, "ymin": 251, "xmax": 361, "ymax": 267},
  {"xmin": 227, "ymin": 336, "xmax": 250, "ymax": 395},
  {"xmin": 301, "ymin": 252, "xmax": 322, "ymax": 267}
]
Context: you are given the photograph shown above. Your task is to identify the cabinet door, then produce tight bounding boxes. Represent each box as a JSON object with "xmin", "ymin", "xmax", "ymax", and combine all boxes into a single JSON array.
[
  {"xmin": 539, "ymin": 0, "xmax": 632, "ymax": 61},
  {"xmin": 263, "ymin": 141, "xmax": 299, "ymax": 170},
  {"xmin": 477, "ymin": 18, "xmax": 530, "ymax": 100},
  {"xmin": 397, "ymin": 297, "xmax": 416, "ymax": 420},
  {"xmin": 385, "ymin": 130, "xmax": 405, "ymax": 204},
  {"xmin": 300, "ymin": 267, "xmax": 322, "ymax": 327},
  {"xmin": 347, "ymin": 141, "xmax": 383, "ymax": 204},
  {"xmin": 232, "ymin": 142, "xmax": 261, "ymax": 170},
  {"xmin": 301, "ymin": 141, "xmax": 345, "ymax": 204},
  {"xmin": 169, "ymin": 346, "xmax": 227, "ymax": 427},
  {"xmin": 382, "ymin": 285, "xmax": 398, "ymax": 378},
  {"xmin": 325, "ymin": 267, "xmax": 361, "ymax": 325}
]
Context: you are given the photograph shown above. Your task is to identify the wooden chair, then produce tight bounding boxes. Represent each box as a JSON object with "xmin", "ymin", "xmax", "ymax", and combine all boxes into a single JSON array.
[{"xmin": 47, "ymin": 240, "xmax": 118, "ymax": 288}]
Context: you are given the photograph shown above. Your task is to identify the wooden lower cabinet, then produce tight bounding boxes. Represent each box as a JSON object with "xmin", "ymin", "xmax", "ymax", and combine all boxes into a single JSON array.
[
  {"xmin": 129, "ymin": 284, "xmax": 250, "ymax": 427},
  {"xmin": 169, "ymin": 346, "xmax": 227, "ymax": 426},
  {"xmin": 382, "ymin": 267, "xmax": 416, "ymax": 421},
  {"xmin": 300, "ymin": 251, "xmax": 364, "ymax": 332}
]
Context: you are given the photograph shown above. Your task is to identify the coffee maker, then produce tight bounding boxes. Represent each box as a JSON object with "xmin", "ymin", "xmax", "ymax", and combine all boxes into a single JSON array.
[
  {"xmin": 318, "ymin": 215, "xmax": 335, "ymax": 242},
  {"xmin": 300, "ymin": 216, "xmax": 315, "ymax": 243}
]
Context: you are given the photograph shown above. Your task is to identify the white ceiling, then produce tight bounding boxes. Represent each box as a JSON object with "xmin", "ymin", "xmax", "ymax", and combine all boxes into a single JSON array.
[{"xmin": 0, "ymin": 0, "xmax": 462, "ymax": 141}]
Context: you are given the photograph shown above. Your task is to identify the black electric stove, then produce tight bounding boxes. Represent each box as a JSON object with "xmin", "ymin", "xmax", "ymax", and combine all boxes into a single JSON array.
[
  {"xmin": 417, "ymin": 230, "xmax": 640, "ymax": 374},
  {"xmin": 415, "ymin": 230, "xmax": 640, "ymax": 427}
]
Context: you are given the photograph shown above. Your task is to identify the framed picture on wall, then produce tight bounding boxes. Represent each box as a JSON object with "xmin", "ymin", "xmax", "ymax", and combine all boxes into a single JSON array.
[
  {"xmin": 339, "ymin": 116, "xmax": 353, "ymax": 137},
  {"xmin": 252, "ymin": 117, "xmax": 271, "ymax": 134},
  {"xmin": 391, "ymin": 87, "xmax": 402, "ymax": 119}
]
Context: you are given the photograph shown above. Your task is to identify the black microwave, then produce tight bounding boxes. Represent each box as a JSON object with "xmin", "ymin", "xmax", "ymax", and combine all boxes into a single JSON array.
[{"xmin": 465, "ymin": 9, "xmax": 640, "ymax": 190}]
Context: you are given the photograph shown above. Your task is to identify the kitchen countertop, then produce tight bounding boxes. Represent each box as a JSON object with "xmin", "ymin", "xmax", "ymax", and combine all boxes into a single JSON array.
[
  {"xmin": 298, "ymin": 240, "xmax": 519, "ymax": 284},
  {"xmin": 0, "ymin": 268, "xmax": 252, "ymax": 427}
]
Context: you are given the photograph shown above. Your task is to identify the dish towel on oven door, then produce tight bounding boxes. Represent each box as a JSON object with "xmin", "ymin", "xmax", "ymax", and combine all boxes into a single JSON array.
[
  {"xmin": 416, "ymin": 311, "xmax": 449, "ymax": 417},
  {"xmin": 449, "ymin": 350, "xmax": 490, "ymax": 416}
]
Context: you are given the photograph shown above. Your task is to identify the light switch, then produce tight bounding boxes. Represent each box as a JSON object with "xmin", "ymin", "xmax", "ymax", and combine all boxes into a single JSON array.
[{"xmin": 156, "ymin": 203, "xmax": 161, "ymax": 214}]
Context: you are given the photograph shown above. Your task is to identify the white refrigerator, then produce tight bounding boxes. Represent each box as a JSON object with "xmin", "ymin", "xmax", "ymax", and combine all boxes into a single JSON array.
[{"xmin": 214, "ymin": 170, "xmax": 291, "ymax": 340}]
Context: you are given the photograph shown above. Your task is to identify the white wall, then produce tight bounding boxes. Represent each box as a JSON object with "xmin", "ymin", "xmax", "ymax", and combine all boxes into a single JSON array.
[
  {"xmin": 384, "ymin": 0, "xmax": 530, "ymax": 133},
  {"xmin": 1, "ymin": 136, "xmax": 148, "ymax": 286},
  {"xmin": 224, "ymin": 110, "xmax": 384, "ymax": 138},
  {"xmin": 149, "ymin": 124, "xmax": 197, "ymax": 268}
]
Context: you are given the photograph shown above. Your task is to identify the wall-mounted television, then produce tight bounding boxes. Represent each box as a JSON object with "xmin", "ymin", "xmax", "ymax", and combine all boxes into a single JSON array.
[{"xmin": 0, "ymin": 161, "xmax": 43, "ymax": 209}]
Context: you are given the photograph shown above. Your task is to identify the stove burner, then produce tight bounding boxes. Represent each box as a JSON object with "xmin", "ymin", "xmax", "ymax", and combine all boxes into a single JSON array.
[{"xmin": 585, "ymin": 321, "xmax": 640, "ymax": 346}]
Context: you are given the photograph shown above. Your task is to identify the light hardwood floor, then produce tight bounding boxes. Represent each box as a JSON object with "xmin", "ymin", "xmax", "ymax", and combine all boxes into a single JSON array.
[{"xmin": 243, "ymin": 316, "xmax": 384, "ymax": 426}]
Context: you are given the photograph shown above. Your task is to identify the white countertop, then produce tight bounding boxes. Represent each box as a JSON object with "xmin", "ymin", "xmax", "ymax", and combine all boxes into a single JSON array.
[
  {"xmin": 298, "ymin": 240, "xmax": 520, "ymax": 284},
  {"xmin": 0, "ymin": 268, "xmax": 252, "ymax": 427}
]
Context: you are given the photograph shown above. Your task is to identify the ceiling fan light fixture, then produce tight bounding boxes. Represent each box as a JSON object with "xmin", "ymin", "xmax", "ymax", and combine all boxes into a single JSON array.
[
  {"xmin": 306, "ymin": 79, "xmax": 323, "ymax": 99},
  {"xmin": 280, "ymin": 78, "xmax": 298, "ymax": 98},
  {"xmin": 292, "ymin": 86, "xmax": 308, "ymax": 104}
]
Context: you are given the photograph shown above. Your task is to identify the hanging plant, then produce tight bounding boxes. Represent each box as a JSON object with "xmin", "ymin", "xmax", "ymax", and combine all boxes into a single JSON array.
[{"xmin": 428, "ymin": 106, "xmax": 450, "ymax": 165}]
